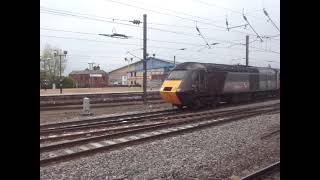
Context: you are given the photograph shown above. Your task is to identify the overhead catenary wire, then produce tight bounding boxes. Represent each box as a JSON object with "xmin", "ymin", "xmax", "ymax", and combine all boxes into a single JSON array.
[
  {"xmin": 40, "ymin": 8, "xmax": 140, "ymax": 28},
  {"xmin": 68, "ymin": 54, "xmax": 124, "ymax": 59},
  {"xmin": 116, "ymin": 0, "xmax": 227, "ymax": 23},
  {"xmin": 41, "ymin": 3, "xmax": 279, "ymax": 64},
  {"xmin": 41, "ymin": 33, "xmax": 280, "ymax": 59},
  {"xmin": 195, "ymin": 24, "xmax": 211, "ymax": 48},
  {"xmin": 41, "ymin": 6, "xmax": 134, "ymax": 22},
  {"xmin": 41, "ymin": 48, "xmax": 279, "ymax": 68},
  {"xmin": 101, "ymin": 0, "xmax": 265, "ymax": 37},
  {"xmin": 263, "ymin": 8, "xmax": 280, "ymax": 32},
  {"xmin": 242, "ymin": 12, "xmax": 263, "ymax": 42},
  {"xmin": 41, "ymin": 27, "xmax": 279, "ymax": 54},
  {"xmin": 126, "ymin": 51, "xmax": 142, "ymax": 60},
  {"xmin": 40, "ymin": 10, "xmax": 221, "ymax": 40},
  {"xmin": 190, "ymin": 0, "xmax": 269, "ymax": 22},
  {"xmin": 40, "ymin": 34, "xmax": 203, "ymax": 51},
  {"xmin": 41, "ymin": 6, "xmax": 280, "ymax": 41},
  {"xmin": 41, "ymin": 7, "xmax": 239, "ymax": 35},
  {"xmin": 40, "ymin": 27, "xmax": 213, "ymax": 47}
]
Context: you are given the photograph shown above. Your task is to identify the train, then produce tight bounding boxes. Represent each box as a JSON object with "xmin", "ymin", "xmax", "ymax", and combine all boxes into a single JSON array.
[{"xmin": 159, "ymin": 62, "xmax": 280, "ymax": 109}]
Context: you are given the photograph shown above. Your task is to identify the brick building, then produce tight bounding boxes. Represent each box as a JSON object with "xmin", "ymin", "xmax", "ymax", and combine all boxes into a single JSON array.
[
  {"xmin": 108, "ymin": 57, "xmax": 178, "ymax": 88},
  {"xmin": 69, "ymin": 66, "xmax": 108, "ymax": 88}
]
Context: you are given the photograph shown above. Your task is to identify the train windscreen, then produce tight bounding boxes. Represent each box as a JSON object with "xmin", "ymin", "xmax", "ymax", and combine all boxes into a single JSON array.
[{"xmin": 167, "ymin": 70, "xmax": 187, "ymax": 80}]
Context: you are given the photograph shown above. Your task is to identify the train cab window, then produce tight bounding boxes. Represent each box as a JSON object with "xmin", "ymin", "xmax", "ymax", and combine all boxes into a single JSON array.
[{"xmin": 167, "ymin": 70, "xmax": 187, "ymax": 80}]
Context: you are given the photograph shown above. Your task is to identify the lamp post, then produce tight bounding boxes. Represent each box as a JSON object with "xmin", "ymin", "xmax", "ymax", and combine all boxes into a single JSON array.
[
  {"xmin": 173, "ymin": 48, "xmax": 186, "ymax": 64},
  {"xmin": 54, "ymin": 50, "xmax": 67, "ymax": 94},
  {"xmin": 44, "ymin": 58, "xmax": 51, "ymax": 91},
  {"xmin": 40, "ymin": 56, "xmax": 42, "ymax": 90}
]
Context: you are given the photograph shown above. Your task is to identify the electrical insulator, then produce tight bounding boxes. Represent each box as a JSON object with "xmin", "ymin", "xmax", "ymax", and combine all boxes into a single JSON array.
[
  {"xmin": 263, "ymin": 9, "xmax": 269, "ymax": 16},
  {"xmin": 131, "ymin": 20, "xmax": 141, "ymax": 25},
  {"xmin": 243, "ymin": 15, "xmax": 247, "ymax": 21}
]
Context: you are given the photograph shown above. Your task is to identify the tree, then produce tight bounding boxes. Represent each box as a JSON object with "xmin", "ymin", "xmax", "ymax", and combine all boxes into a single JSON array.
[{"xmin": 40, "ymin": 44, "xmax": 67, "ymax": 84}]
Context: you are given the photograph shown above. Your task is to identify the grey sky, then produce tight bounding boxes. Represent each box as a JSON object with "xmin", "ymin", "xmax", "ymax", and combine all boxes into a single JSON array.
[{"xmin": 40, "ymin": 0, "xmax": 280, "ymax": 75}]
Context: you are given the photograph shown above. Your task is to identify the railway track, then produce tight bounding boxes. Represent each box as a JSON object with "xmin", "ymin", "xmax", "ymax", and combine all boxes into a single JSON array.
[
  {"xmin": 239, "ymin": 161, "xmax": 280, "ymax": 180},
  {"xmin": 40, "ymin": 108, "xmax": 180, "ymax": 134},
  {"xmin": 40, "ymin": 97, "xmax": 279, "ymax": 132},
  {"xmin": 40, "ymin": 122, "xmax": 169, "ymax": 143},
  {"xmin": 40, "ymin": 99, "xmax": 165, "ymax": 111},
  {"xmin": 40, "ymin": 102, "xmax": 279, "ymax": 141},
  {"xmin": 40, "ymin": 103, "xmax": 279, "ymax": 145},
  {"xmin": 40, "ymin": 103, "xmax": 279, "ymax": 166}
]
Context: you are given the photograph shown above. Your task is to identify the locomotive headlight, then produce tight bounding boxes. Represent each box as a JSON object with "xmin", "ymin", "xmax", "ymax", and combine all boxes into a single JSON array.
[{"xmin": 176, "ymin": 88, "xmax": 181, "ymax": 92}]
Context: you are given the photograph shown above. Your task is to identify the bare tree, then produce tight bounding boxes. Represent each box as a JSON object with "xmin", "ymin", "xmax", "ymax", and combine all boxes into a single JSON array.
[{"xmin": 40, "ymin": 44, "xmax": 67, "ymax": 83}]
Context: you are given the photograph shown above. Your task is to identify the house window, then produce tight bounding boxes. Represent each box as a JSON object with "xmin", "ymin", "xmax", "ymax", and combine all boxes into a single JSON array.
[
  {"xmin": 134, "ymin": 72, "xmax": 137, "ymax": 77},
  {"xmin": 131, "ymin": 72, "xmax": 133, "ymax": 77},
  {"xmin": 131, "ymin": 81, "xmax": 133, "ymax": 85},
  {"xmin": 94, "ymin": 77, "xmax": 97, "ymax": 80},
  {"xmin": 134, "ymin": 80, "xmax": 136, "ymax": 85}
]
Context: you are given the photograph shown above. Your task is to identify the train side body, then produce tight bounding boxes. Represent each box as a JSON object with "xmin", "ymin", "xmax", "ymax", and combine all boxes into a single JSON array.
[{"xmin": 160, "ymin": 62, "xmax": 280, "ymax": 107}]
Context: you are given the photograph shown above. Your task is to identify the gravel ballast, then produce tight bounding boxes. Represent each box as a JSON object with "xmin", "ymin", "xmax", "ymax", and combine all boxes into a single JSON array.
[
  {"xmin": 40, "ymin": 112, "xmax": 280, "ymax": 180},
  {"xmin": 40, "ymin": 103, "xmax": 172, "ymax": 124}
]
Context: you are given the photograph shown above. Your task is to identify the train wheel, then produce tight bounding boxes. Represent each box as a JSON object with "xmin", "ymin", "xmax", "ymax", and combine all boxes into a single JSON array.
[
  {"xmin": 192, "ymin": 99, "xmax": 203, "ymax": 110},
  {"xmin": 231, "ymin": 96, "xmax": 238, "ymax": 104},
  {"xmin": 176, "ymin": 105, "xmax": 184, "ymax": 110},
  {"xmin": 211, "ymin": 97, "xmax": 220, "ymax": 108}
]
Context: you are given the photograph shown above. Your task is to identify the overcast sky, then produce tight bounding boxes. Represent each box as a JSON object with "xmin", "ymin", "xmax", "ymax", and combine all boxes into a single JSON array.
[{"xmin": 40, "ymin": 0, "xmax": 280, "ymax": 75}]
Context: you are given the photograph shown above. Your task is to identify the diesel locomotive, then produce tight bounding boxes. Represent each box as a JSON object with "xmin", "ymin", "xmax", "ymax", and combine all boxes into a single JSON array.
[{"xmin": 160, "ymin": 62, "xmax": 280, "ymax": 109}]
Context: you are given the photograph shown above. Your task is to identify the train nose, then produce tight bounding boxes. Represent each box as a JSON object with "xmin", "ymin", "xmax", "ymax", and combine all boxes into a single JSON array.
[{"xmin": 159, "ymin": 80, "xmax": 182, "ymax": 105}]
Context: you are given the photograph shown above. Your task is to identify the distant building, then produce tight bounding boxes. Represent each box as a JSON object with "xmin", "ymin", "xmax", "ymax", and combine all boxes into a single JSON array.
[
  {"xmin": 108, "ymin": 57, "xmax": 178, "ymax": 88},
  {"xmin": 69, "ymin": 66, "xmax": 108, "ymax": 88}
]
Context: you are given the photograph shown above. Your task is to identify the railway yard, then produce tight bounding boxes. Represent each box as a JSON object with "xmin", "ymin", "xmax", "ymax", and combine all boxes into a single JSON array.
[
  {"xmin": 40, "ymin": 0, "xmax": 280, "ymax": 178},
  {"xmin": 40, "ymin": 90, "xmax": 280, "ymax": 180}
]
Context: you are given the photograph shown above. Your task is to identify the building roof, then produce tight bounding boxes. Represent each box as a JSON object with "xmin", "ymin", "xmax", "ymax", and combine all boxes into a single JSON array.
[
  {"xmin": 108, "ymin": 57, "xmax": 179, "ymax": 73},
  {"xmin": 69, "ymin": 69, "xmax": 107, "ymax": 75}
]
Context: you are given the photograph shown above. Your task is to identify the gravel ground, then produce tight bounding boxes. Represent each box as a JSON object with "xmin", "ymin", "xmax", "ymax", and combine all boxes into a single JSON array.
[{"xmin": 40, "ymin": 111, "xmax": 280, "ymax": 180}]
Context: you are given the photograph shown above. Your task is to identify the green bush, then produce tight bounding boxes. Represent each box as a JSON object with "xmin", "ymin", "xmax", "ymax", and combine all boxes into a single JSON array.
[
  {"xmin": 62, "ymin": 77, "xmax": 76, "ymax": 88},
  {"xmin": 40, "ymin": 76, "xmax": 76, "ymax": 89}
]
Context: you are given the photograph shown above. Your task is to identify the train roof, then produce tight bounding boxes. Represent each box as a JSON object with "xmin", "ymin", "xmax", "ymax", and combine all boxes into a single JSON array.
[{"xmin": 173, "ymin": 62, "xmax": 278, "ymax": 73}]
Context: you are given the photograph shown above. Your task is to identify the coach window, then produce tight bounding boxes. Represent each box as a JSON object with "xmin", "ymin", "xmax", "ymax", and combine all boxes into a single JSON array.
[
  {"xmin": 191, "ymin": 71, "xmax": 199, "ymax": 90},
  {"xmin": 199, "ymin": 71, "xmax": 205, "ymax": 84},
  {"xmin": 199, "ymin": 70, "xmax": 206, "ymax": 89},
  {"xmin": 192, "ymin": 71, "xmax": 198, "ymax": 83}
]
